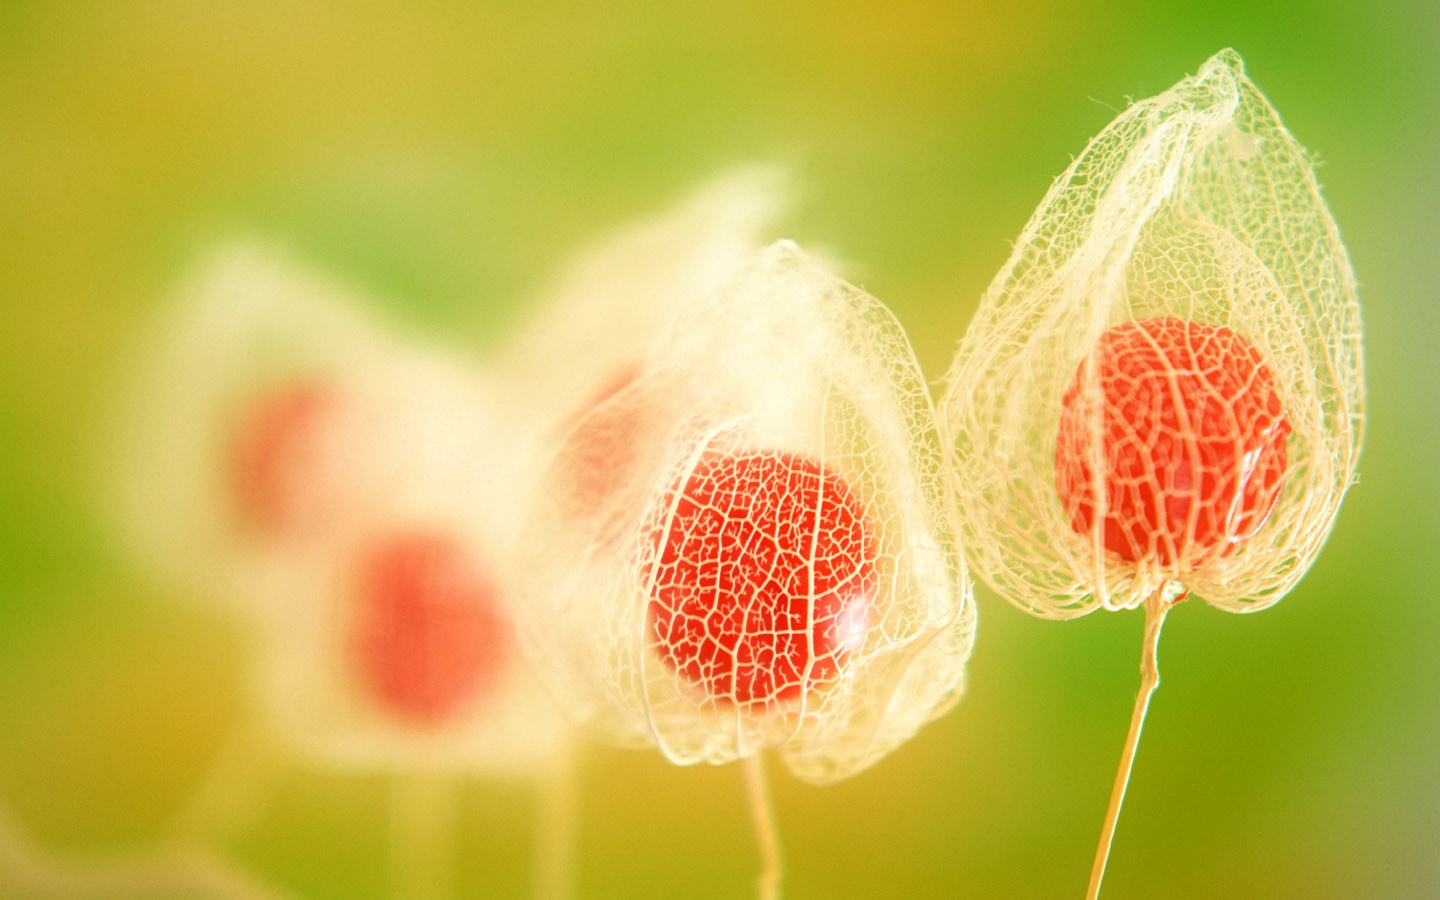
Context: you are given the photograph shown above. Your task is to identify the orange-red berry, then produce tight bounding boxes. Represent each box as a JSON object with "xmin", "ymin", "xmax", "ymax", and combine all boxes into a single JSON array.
[
  {"xmin": 1054, "ymin": 318, "xmax": 1290, "ymax": 567},
  {"xmin": 647, "ymin": 450, "xmax": 877, "ymax": 706},
  {"xmin": 351, "ymin": 533, "xmax": 507, "ymax": 725}
]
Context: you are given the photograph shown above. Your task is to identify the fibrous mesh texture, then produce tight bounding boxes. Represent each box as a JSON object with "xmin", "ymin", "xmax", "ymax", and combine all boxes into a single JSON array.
[
  {"xmin": 646, "ymin": 448, "xmax": 878, "ymax": 708},
  {"xmin": 940, "ymin": 49, "xmax": 1363, "ymax": 618},
  {"xmin": 1053, "ymin": 317, "xmax": 1291, "ymax": 570},
  {"xmin": 518, "ymin": 241, "xmax": 974, "ymax": 783}
]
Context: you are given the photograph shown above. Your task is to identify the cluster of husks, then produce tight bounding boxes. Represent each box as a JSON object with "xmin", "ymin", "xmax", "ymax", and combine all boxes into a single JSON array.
[
  {"xmin": 116, "ymin": 247, "xmax": 565, "ymax": 774},
  {"xmin": 508, "ymin": 177, "xmax": 974, "ymax": 782},
  {"xmin": 112, "ymin": 47, "xmax": 1359, "ymax": 900}
]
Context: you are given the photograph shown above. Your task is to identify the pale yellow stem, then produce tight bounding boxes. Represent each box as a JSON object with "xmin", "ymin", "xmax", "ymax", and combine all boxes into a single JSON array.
[
  {"xmin": 1086, "ymin": 591, "xmax": 1171, "ymax": 900},
  {"xmin": 391, "ymin": 773, "xmax": 452, "ymax": 900},
  {"xmin": 163, "ymin": 718, "xmax": 273, "ymax": 846},
  {"xmin": 533, "ymin": 742, "xmax": 578, "ymax": 900},
  {"xmin": 743, "ymin": 753, "xmax": 783, "ymax": 900}
]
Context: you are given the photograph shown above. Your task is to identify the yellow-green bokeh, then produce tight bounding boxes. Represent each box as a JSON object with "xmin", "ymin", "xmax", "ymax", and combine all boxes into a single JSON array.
[{"xmin": 2, "ymin": 2, "xmax": 1435, "ymax": 898}]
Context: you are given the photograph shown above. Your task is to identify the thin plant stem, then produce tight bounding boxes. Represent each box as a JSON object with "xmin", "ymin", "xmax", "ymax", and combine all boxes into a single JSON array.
[
  {"xmin": 742, "ymin": 753, "xmax": 783, "ymax": 900},
  {"xmin": 533, "ymin": 742, "xmax": 579, "ymax": 900},
  {"xmin": 163, "ymin": 718, "xmax": 274, "ymax": 847},
  {"xmin": 391, "ymin": 773, "xmax": 453, "ymax": 900},
  {"xmin": 1086, "ymin": 591, "xmax": 1171, "ymax": 900}
]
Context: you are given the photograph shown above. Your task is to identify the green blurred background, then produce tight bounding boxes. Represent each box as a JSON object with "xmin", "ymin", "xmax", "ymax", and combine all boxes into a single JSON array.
[{"xmin": 2, "ymin": 2, "xmax": 1435, "ymax": 898}]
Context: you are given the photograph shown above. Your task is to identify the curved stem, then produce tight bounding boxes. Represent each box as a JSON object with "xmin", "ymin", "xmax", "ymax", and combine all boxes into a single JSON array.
[
  {"xmin": 1086, "ymin": 591, "xmax": 1171, "ymax": 900},
  {"xmin": 742, "ymin": 754, "xmax": 783, "ymax": 900}
]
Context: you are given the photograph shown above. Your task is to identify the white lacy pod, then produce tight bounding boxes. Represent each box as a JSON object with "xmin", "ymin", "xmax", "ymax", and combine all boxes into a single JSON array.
[
  {"xmin": 500, "ymin": 169, "xmax": 784, "ymax": 446},
  {"xmin": 111, "ymin": 246, "xmax": 566, "ymax": 774},
  {"xmin": 518, "ymin": 241, "xmax": 974, "ymax": 783},
  {"xmin": 250, "ymin": 536, "xmax": 569, "ymax": 775},
  {"xmin": 244, "ymin": 358, "xmax": 569, "ymax": 774},
  {"xmin": 941, "ymin": 49, "xmax": 1363, "ymax": 619},
  {"xmin": 109, "ymin": 244, "xmax": 396, "ymax": 608}
]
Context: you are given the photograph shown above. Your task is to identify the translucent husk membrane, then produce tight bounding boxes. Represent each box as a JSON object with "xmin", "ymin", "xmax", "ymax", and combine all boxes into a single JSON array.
[
  {"xmin": 941, "ymin": 49, "xmax": 1363, "ymax": 619},
  {"xmin": 499, "ymin": 165, "xmax": 787, "ymax": 456},
  {"xmin": 111, "ymin": 245, "xmax": 567, "ymax": 775},
  {"xmin": 110, "ymin": 244, "xmax": 393, "ymax": 607},
  {"xmin": 518, "ymin": 241, "xmax": 975, "ymax": 784}
]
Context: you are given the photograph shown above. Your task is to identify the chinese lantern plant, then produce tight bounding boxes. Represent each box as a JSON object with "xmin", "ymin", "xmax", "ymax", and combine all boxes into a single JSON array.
[
  {"xmin": 206, "ymin": 324, "xmax": 571, "ymax": 773},
  {"xmin": 350, "ymin": 529, "xmax": 511, "ymax": 726},
  {"xmin": 110, "ymin": 245, "xmax": 402, "ymax": 608},
  {"xmin": 940, "ymin": 50, "xmax": 1363, "ymax": 899},
  {"xmin": 497, "ymin": 168, "xmax": 789, "ymax": 561},
  {"xmin": 517, "ymin": 241, "xmax": 975, "ymax": 899},
  {"xmin": 500, "ymin": 166, "xmax": 785, "ymax": 469},
  {"xmin": 216, "ymin": 301, "xmax": 575, "ymax": 898},
  {"xmin": 109, "ymin": 248, "xmax": 572, "ymax": 898}
]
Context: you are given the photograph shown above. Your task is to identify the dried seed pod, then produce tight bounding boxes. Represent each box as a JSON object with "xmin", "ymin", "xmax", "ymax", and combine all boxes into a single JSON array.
[
  {"xmin": 518, "ymin": 241, "xmax": 974, "ymax": 784},
  {"xmin": 239, "ymin": 355, "xmax": 567, "ymax": 773},
  {"xmin": 942, "ymin": 49, "xmax": 1363, "ymax": 619},
  {"xmin": 502, "ymin": 168, "xmax": 785, "ymax": 439},
  {"xmin": 111, "ymin": 245, "xmax": 567, "ymax": 774},
  {"xmin": 645, "ymin": 448, "xmax": 878, "ymax": 709},
  {"xmin": 940, "ymin": 50, "xmax": 1364, "ymax": 899},
  {"xmin": 109, "ymin": 245, "xmax": 393, "ymax": 603}
]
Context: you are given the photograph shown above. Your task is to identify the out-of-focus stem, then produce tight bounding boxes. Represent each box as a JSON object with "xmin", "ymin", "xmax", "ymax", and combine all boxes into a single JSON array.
[
  {"xmin": 163, "ymin": 718, "xmax": 273, "ymax": 846},
  {"xmin": 534, "ymin": 741, "xmax": 578, "ymax": 900},
  {"xmin": 391, "ymin": 773, "xmax": 452, "ymax": 900}
]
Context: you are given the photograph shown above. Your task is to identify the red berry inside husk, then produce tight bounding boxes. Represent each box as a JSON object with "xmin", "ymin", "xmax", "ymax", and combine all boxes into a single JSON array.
[
  {"xmin": 1054, "ymin": 317, "xmax": 1291, "ymax": 567},
  {"xmin": 351, "ymin": 532, "xmax": 507, "ymax": 725},
  {"xmin": 555, "ymin": 364, "xmax": 645, "ymax": 520},
  {"xmin": 647, "ymin": 449, "xmax": 878, "ymax": 707},
  {"xmin": 227, "ymin": 382, "xmax": 337, "ymax": 535}
]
